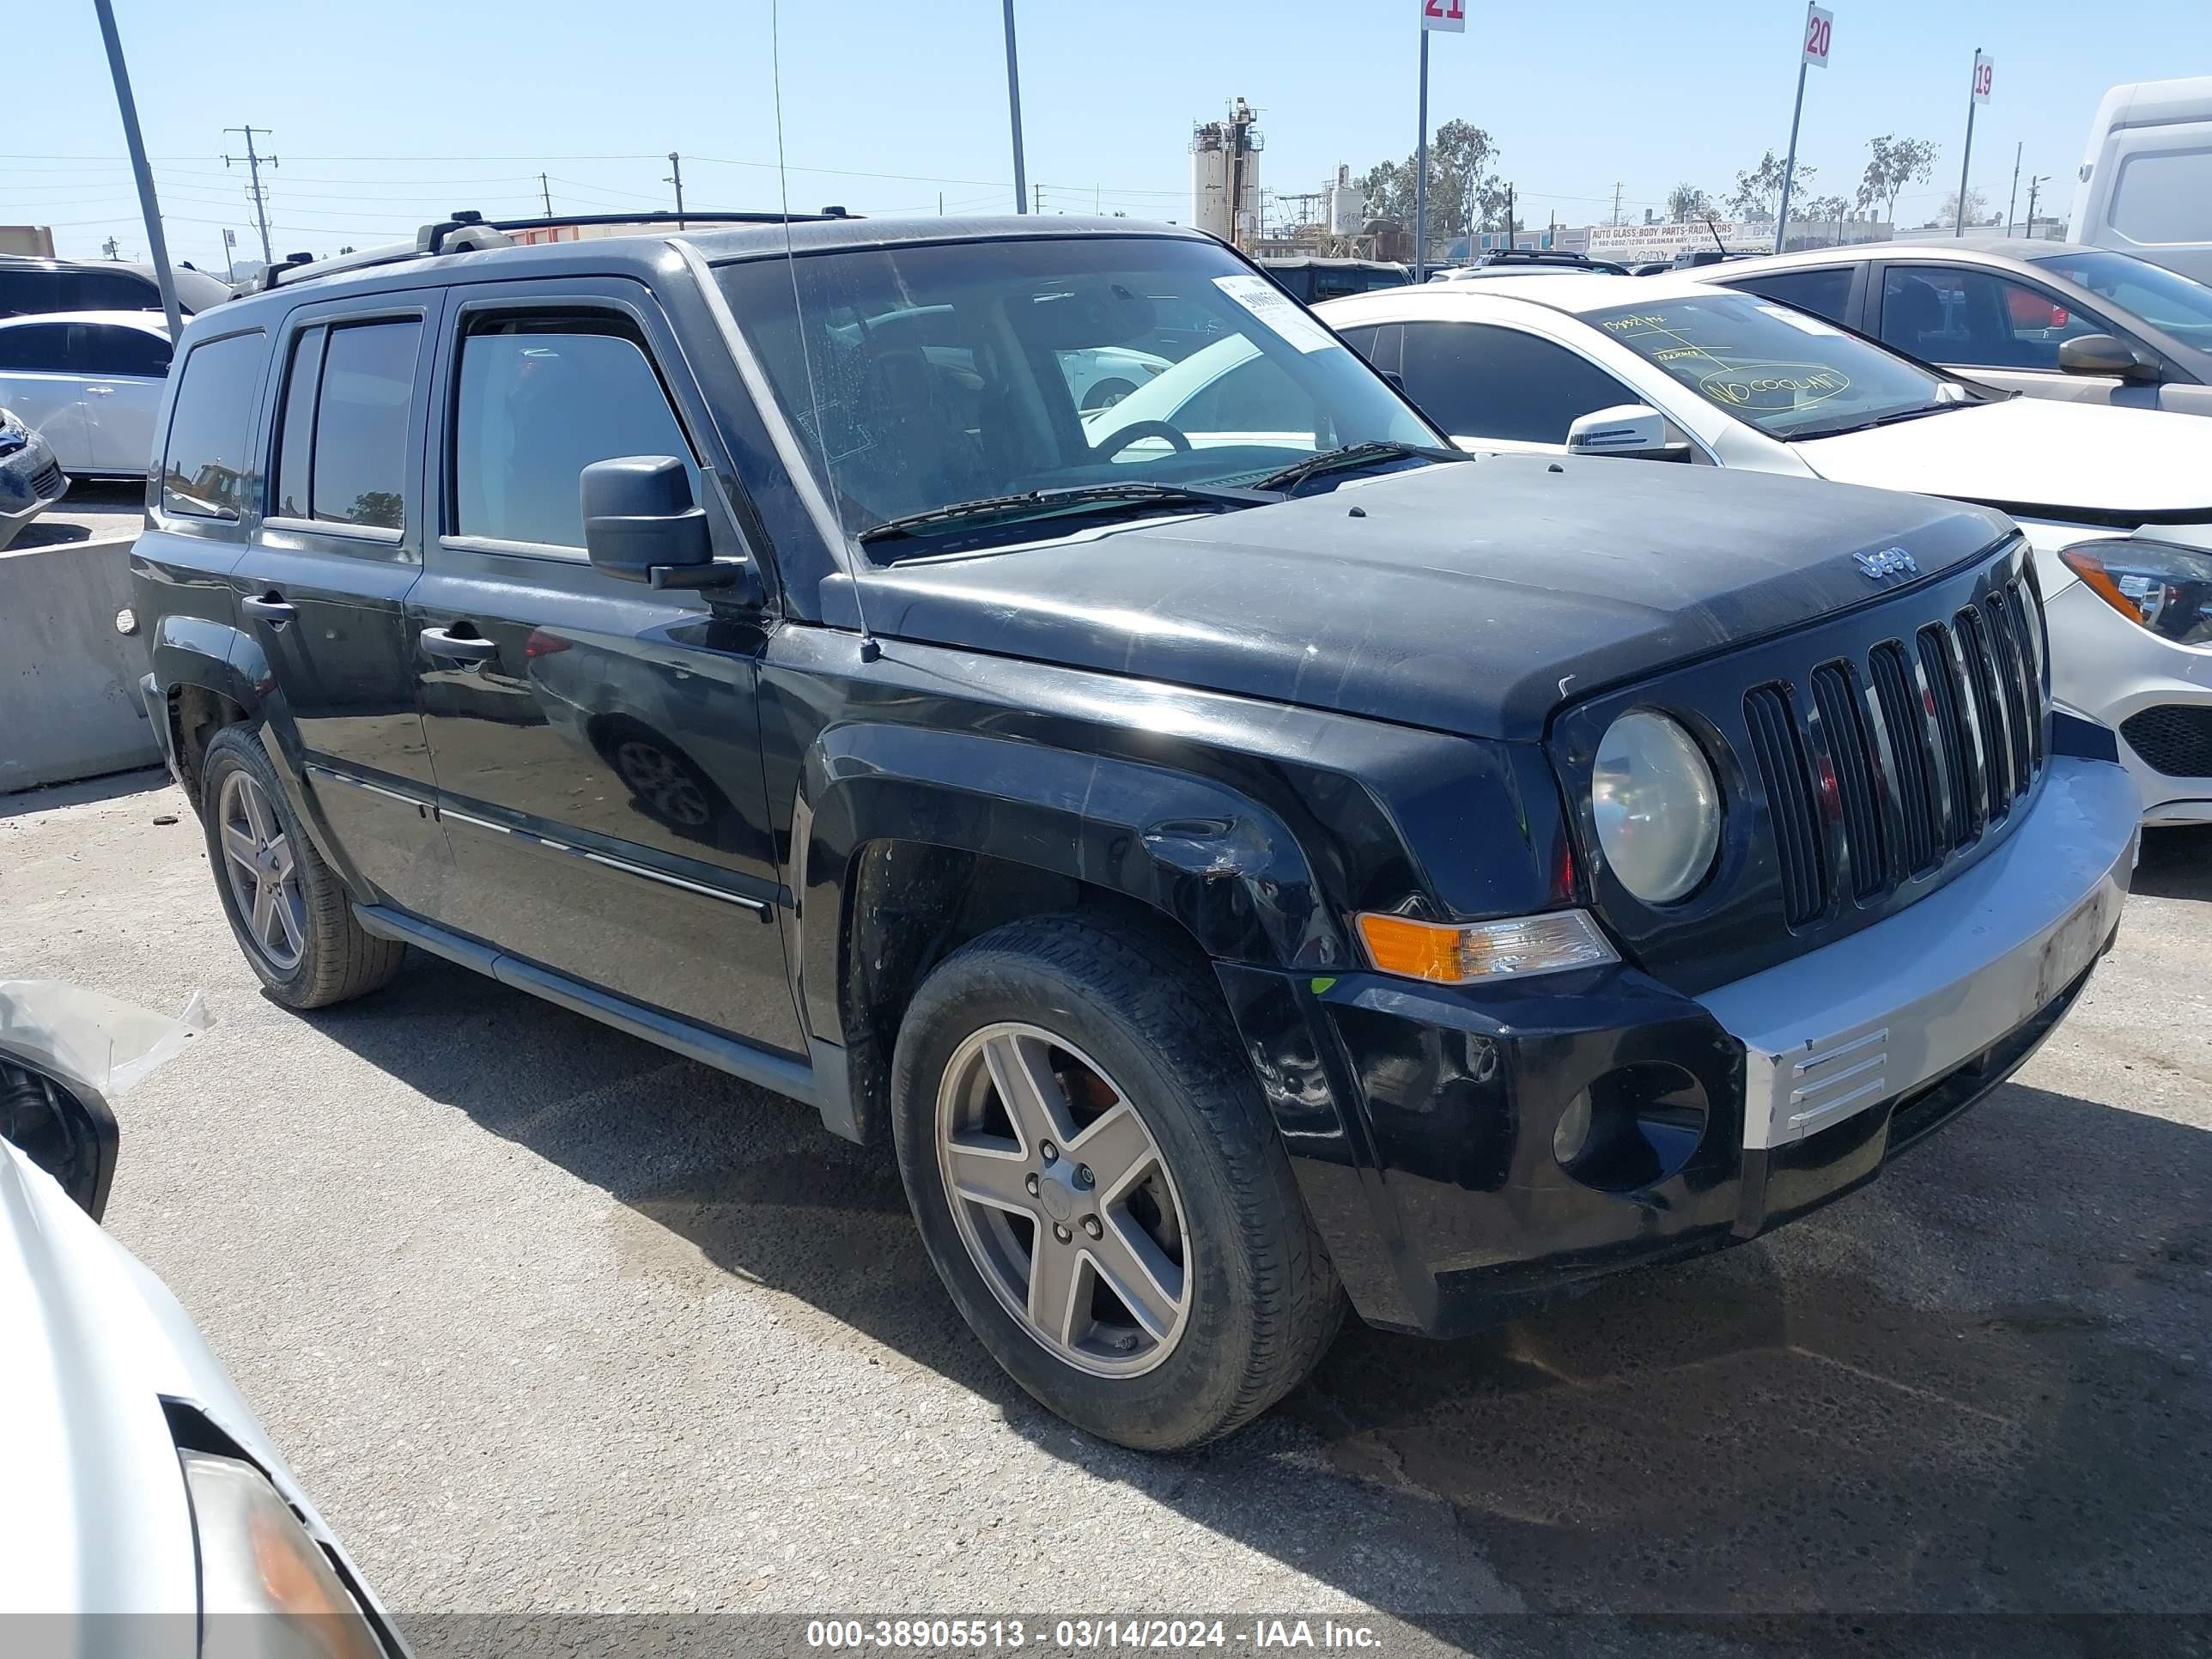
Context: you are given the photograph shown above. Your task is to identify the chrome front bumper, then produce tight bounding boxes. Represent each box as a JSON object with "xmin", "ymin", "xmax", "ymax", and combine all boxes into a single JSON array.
[{"xmin": 1698, "ymin": 753, "xmax": 2138, "ymax": 1152}]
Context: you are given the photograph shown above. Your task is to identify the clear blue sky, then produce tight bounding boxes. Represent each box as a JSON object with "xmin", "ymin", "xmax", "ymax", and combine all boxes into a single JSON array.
[{"xmin": 9, "ymin": 0, "xmax": 2209, "ymax": 270}]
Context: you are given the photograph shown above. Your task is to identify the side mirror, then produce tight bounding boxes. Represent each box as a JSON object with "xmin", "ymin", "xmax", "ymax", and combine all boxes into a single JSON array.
[
  {"xmin": 1565, "ymin": 404, "xmax": 1690, "ymax": 462},
  {"xmin": 2057, "ymin": 333, "xmax": 2160, "ymax": 384},
  {"xmin": 581, "ymin": 456, "xmax": 727, "ymax": 590}
]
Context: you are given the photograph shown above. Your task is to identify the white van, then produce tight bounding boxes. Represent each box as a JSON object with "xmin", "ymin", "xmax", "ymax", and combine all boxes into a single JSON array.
[{"xmin": 2069, "ymin": 77, "xmax": 2212, "ymax": 285}]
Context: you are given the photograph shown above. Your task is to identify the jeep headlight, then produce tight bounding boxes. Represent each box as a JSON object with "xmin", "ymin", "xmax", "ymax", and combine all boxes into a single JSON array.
[
  {"xmin": 2059, "ymin": 538, "xmax": 2212, "ymax": 647},
  {"xmin": 1591, "ymin": 710, "xmax": 1720, "ymax": 904},
  {"xmin": 180, "ymin": 1450, "xmax": 389, "ymax": 1656}
]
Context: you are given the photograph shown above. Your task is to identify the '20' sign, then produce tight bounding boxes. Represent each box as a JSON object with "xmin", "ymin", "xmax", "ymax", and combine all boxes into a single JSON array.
[
  {"xmin": 1421, "ymin": 0, "xmax": 1468, "ymax": 33},
  {"xmin": 1802, "ymin": 6, "xmax": 1833, "ymax": 66}
]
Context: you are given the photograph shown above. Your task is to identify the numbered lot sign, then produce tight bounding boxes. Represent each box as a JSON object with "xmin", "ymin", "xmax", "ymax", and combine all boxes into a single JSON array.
[
  {"xmin": 1422, "ymin": 0, "xmax": 1467, "ymax": 33},
  {"xmin": 1803, "ymin": 6, "xmax": 1833, "ymax": 66},
  {"xmin": 1972, "ymin": 52, "xmax": 1995, "ymax": 102}
]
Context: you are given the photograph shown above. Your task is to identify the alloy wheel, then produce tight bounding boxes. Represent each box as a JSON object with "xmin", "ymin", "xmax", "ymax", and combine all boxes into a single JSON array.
[
  {"xmin": 935, "ymin": 1023, "xmax": 1192, "ymax": 1377},
  {"xmin": 217, "ymin": 771, "xmax": 306, "ymax": 972}
]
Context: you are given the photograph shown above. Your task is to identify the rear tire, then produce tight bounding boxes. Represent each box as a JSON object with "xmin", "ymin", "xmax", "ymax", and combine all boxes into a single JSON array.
[
  {"xmin": 198, "ymin": 726, "xmax": 406, "ymax": 1009},
  {"xmin": 891, "ymin": 915, "xmax": 1343, "ymax": 1450}
]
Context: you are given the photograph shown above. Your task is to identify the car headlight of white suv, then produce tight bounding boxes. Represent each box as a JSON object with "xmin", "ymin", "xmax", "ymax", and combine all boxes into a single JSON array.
[
  {"xmin": 179, "ymin": 1449, "xmax": 389, "ymax": 1657},
  {"xmin": 2059, "ymin": 538, "xmax": 2212, "ymax": 648}
]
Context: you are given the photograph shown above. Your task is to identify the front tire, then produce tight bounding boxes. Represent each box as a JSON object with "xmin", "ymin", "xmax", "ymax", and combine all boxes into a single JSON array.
[
  {"xmin": 198, "ymin": 726, "xmax": 406, "ymax": 1009},
  {"xmin": 891, "ymin": 915, "xmax": 1343, "ymax": 1449}
]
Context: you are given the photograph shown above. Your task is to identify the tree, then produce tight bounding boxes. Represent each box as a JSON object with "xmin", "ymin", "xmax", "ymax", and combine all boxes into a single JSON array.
[
  {"xmin": 1358, "ymin": 118, "xmax": 1501, "ymax": 255},
  {"xmin": 1728, "ymin": 150, "xmax": 1814, "ymax": 227},
  {"xmin": 1940, "ymin": 187, "xmax": 1999, "ymax": 228},
  {"xmin": 1800, "ymin": 193, "xmax": 1852, "ymax": 224},
  {"xmin": 1667, "ymin": 183, "xmax": 1713, "ymax": 223},
  {"xmin": 1856, "ymin": 135, "xmax": 1936, "ymax": 222}
]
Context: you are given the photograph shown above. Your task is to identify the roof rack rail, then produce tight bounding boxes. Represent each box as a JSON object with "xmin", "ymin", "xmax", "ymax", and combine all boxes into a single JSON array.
[
  {"xmin": 1474, "ymin": 247, "xmax": 1626, "ymax": 270},
  {"xmin": 256, "ymin": 205, "xmax": 856, "ymax": 294}
]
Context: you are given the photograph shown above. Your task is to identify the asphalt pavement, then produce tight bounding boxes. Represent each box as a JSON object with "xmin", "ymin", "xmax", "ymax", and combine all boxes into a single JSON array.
[
  {"xmin": 11, "ymin": 479, "xmax": 144, "ymax": 549},
  {"xmin": 4, "ymin": 769, "xmax": 2209, "ymax": 1656}
]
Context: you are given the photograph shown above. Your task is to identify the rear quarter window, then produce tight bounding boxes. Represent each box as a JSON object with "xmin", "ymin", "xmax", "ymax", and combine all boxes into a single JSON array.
[{"xmin": 160, "ymin": 330, "xmax": 264, "ymax": 520}]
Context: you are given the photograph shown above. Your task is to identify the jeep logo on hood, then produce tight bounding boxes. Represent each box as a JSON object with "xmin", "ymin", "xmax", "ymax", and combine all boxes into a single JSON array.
[{"xmin": 1854, "ymin": 546, "xmax": 1920, "ymax": 580}]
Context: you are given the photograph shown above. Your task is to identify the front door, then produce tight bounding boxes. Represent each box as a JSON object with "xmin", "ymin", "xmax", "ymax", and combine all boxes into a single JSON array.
[
  {"xmin": 229, "ymin": 289, "xmax": 455, "ymax": 918},
  {"xmin": 1875, "ymin": 261, "xmax": 2162, "ymax": 409},
  {"xmin": 0, "ymin": 320, "xmax": 91, "ymax": 471},
  {"xmin": 407, "ymin": 277, "xmax": 799, "ymax": 1056}
]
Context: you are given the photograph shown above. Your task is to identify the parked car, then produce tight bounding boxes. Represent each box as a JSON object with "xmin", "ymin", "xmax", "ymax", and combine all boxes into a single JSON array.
[
  {"xmin": 0, "ymin": 980, "xmax": 406, "ymax": 1655},
  {"xmin": 2069, "ymin": 76, "xmax": 2212, "ymax": 284},
  {"xmin": 1321, "ymin": 273, "xmax": 2212, "ymax": 823},
  {"xmin": 1705, "ymin": 240, "xmax": 2212, "ymax": 416},
  {"xmin": 0, "ymin": 255, "xmax": 233, "ymax": 319},
  {"xmin": 0, "ymin": 310, "xmax": 174, "ymax": 478},
  {"xmin": 133, "ymin": 211, "xmax": 2135, "ymax": 1450},
  {"xmin": 0, "ymin": 405, "xmax": 69, "ymax": 549},
  {"xmin": 1258, "ymin": 255, "xmax": 1409, "ymax": 303},
  {"xmin": 1431, "ymin": 250, "xmax": 1632, "ymax": 282}
]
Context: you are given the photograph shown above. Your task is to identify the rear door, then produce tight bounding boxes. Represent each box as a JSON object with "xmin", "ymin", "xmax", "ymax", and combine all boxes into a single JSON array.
[
  {"xmin": 228, "ymin": 289, "xmax": 453, "ymax": 915},
  {"xmin": 0, "ymin": 321, "xmax": 90, "ymax": 469},
  {"xmin": 74, "ymin": 321, "xmax": 172, "ymax": 473},
  {"xmin": 407, "ymin": 276, "xmax": 799, "ymax": 1054}
]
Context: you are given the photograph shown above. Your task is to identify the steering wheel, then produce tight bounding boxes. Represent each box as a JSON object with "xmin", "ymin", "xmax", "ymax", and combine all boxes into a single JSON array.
[{"xmin": 1091, "ymin": 419, "xmax": 1192, "ymax": 460}]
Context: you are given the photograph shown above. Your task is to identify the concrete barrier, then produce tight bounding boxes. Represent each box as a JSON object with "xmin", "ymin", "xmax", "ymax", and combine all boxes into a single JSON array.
[{"xmin": 1, "ymin": 533, "xmax": 161, "ymax": 793}]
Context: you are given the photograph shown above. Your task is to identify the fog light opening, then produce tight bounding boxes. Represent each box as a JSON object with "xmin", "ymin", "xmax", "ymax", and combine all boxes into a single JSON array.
[{"xmin": 1553, "ymin": 1063, "xmax": 1710, "ymax": 1194}]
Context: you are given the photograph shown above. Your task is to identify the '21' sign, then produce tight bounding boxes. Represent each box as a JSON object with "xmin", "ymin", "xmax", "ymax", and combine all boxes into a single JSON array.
[
  {"xmin": 1802, "ymin": 6, "xmax": 1833, "ymax": 67},
  {"xmin": 1421, "ymin": 0, "xmax": 1467, "ymax": 33},
  {"xmin": 1972, "ymin": 52, "xmax": 1996, "ymax": 102}
]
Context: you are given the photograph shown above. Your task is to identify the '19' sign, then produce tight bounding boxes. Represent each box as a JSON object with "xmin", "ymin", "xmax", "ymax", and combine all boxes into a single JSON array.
[{"xmin": 1972, "ymin": 53, "xmax": 1996, "ymax": 101}]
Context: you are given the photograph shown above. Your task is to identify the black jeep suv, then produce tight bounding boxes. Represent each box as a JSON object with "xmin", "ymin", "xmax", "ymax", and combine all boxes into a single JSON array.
[{"xmin": 131, "ymin": 213, "xmax": 2137, "ymax": 1449}]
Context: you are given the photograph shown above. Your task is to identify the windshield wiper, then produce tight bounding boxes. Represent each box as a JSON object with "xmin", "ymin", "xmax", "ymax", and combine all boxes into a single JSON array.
[
  {"xmin": 1786, "ymin": 401, "xmax": 1967, "ymax": 442},
  {"xmin": 1249, "ymin": 440, "xmax": 1468, "ymax": 496},
  {"xmin": 857, "ymin": 481, "xmax": 1280, "ymax": 547}
]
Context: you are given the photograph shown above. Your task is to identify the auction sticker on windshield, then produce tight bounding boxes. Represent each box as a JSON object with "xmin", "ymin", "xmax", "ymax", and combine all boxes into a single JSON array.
[{"xmin": 1212, "ymin": 275, "xmax": 1339, "ymax": 353}]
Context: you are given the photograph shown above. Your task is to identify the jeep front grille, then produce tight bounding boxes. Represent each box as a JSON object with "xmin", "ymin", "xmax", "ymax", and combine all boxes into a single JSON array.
[{"xmin": 1742, "ymin": 567, "xmax": 2048, "ymax": 929}]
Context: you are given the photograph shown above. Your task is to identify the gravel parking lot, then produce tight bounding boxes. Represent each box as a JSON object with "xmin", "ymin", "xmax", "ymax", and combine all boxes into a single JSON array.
[{"xmin": 5, "ymin": 769, "xmax": 2210, "ymax": 1655}]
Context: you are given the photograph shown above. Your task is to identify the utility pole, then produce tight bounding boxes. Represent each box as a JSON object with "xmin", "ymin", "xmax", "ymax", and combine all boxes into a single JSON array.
[
  {"xmin": 1034, "ymin": 184, "xmax": 1043, "ymax": 215},
  {"xmin": 539, "ymin": 172, "xmax": 553, "ymax": 216},
  {"xmin": 1002, "ymin": 0, "xmax": 1030, "ymax": 213},
  {"xmin": 94, "ymin": 0, "xmax": 180, "ymax": 336},
  {"xmin": 1612, "ymin": 182, "xmax": 1623, "ymax": 227},
  {"xmin": 665, "ymin": 153, "xmax": 686, "ymax": 228},
  {"xmin": 222, "ymin": 123, "xmax": 277, "ymax": 270},
  {"xmin": 2025, "ymin": 173, "xmax": 2045, "ymax": 238},
  {"xmin": 1504, "ymin": 184, "xmax": 1514, "ymax": 252},
  {"xmin": 2004, "ymin": 141, "xmax": 2022, "ymax": 235}
]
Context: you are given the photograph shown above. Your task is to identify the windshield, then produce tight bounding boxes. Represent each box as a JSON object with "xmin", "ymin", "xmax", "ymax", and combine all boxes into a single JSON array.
[
  {"xmin": 1588, "ymin": 294, "xmax": 1954, "ymax": 439},
  {"xmin": 714, "ymin": 236, "xmax": 1437, "ymax": 544},
  {"xmin": 2027, "ymin": 248, "xmax": 2212, "ymax": 349}
]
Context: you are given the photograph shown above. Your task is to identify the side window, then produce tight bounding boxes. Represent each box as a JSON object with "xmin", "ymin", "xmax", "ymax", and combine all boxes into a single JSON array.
[
  {"xmin": 59, "ymin": 270, "xmax": 160, "ymax": 313},
  {"xmin": 1881, "ymin": 266, "xmax": 2106, "ymax": 369},
  {"xmin": 271, "ymin": 326, "xmax": 323, "ymax": 520},
  {"xmin": 2109, "ymin": 149, "xmax": 2212, "ymax": 246},
  {"xmin": 79, "ymin": 324, "xmax": 172, "ymax": 379},
  {"xmin": 309, "ymin": 320, "xmax": 418, "ymax": 531},
  {"xmin": 0, "ymin": 322, "xmax": 77, "ymax": 373},
  {"xmin": 1735, "ymin": 267, "xmax": 1852, "ymax": 325},
  {"xmin": 452, "ymin": 314, "xmax": 696, "ymax": 552},
  {"xmin": 0, "ymin": 270, "xmax": 62, "ymax": 319},
  {"xmin": 1332, "ymin": 324, "xmax": 1382, "ymax": 362},
  {"xmin": 160, "ymin": 331, "xmax": 264, "ymax": 520},
  {"xmin": 1398, "ymin": 321, "xmax": 1635, "ymax": 443}
]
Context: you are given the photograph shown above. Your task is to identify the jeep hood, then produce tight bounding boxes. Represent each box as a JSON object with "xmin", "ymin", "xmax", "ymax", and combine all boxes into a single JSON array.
[
  {"xmin": 858, "ymin": 455, "xmax": 2014, "ymax": 741},
  {"xmin": 1796, "ymin": 396, "xmax": 2212, "ymax": 521}
]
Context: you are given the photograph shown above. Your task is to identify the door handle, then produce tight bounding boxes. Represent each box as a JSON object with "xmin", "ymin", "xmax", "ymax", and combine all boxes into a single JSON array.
[
  {"xmin": 84, "ymin": 385, "xmax": 115, "ymax": 396},
  {"xmin": 419, "ymin": 624, "xmax": 499, "ymax": 665},
  {"xmin": 240, "ymin": 592, "xmax": 297, "ymax": 625}
]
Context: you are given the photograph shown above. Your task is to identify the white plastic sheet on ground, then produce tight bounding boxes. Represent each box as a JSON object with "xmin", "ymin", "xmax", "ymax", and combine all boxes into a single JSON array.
[{"xmin": 0, "ymin": 981, "xmax": 210, "ymax": 1097}]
